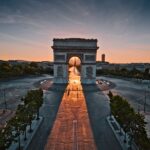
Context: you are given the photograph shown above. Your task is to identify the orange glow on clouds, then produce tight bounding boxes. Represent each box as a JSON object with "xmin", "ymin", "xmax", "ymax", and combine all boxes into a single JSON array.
[
  {"xmin": 97, "ymin": 49, "xmax": 150, "ymax": 63},
  {"xmin": 1, "ymin": 48, "xmax": 150, "ymax": 63},
  {"xmin": 0, "ymin": 39, "xmax": 150, "ymax": 63}
]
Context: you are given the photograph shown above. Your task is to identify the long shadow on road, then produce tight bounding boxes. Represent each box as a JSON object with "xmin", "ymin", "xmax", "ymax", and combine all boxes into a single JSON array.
[
  {"xmin": 27, "ymin": 84, "xmax": 66, "ymax": 150},
  {"xmin": 28, "ymin": 83, "xmax": 122, "ymax": 150},
  {"xmin": 45, "ymin": 82, "xmax": 96, "ymax": 150},
  {"xmin": 83, "ymin": 84, "xmax": 122, "ymax": 150}
]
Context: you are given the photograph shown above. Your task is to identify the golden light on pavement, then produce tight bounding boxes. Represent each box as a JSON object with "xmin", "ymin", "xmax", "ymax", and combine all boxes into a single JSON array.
[
  {"xmin": 69, "ymin": 56, "xmax": 81, "ymax": 67},
  {"xmin": 68, "ymin": 57, "xmax": 81, "ymax": 84},
  {"xmin": 45, "ymin": 57, "xmax": 97, "ymax": 150}
]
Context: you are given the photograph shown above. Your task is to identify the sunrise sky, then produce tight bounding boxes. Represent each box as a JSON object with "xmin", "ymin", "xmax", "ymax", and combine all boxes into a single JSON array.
[{"xmin": 0, "ymin": 0, "xmax": 150, "ymax": 63}]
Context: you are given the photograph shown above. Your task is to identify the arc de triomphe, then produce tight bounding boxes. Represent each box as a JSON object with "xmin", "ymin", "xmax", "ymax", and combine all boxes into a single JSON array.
[{"xmin": 52, "ymin": 38, "xmax": 99, "ymax": 84}]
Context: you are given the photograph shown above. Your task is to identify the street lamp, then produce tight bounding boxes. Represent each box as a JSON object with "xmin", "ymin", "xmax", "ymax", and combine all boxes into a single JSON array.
[
  {"xmin": 141, "ymin": 79, "xmax": 147, "ymax": 113},
  {"xmin": 2, "ymin": 89, "xmax": 7, "ymax": 113},
  {"xmin": 123, "ymin": 124, "xmax": 127, "ymax": 143},
  {"xmin": 143, "ymin": 78, "xmax": 150, "ymax": 113},
  {"xmin": 128, "ymin": 128, "xmax": 133, "ymax": 150},
  {"xmin": 143, "ymin": 89, "xmax": 146, "ymax": 113}
]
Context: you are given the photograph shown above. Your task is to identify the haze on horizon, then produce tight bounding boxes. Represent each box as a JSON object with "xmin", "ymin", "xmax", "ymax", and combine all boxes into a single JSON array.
[{"xmin": 0, "ymin": 0, "xmax": 150, "ymax": 63}]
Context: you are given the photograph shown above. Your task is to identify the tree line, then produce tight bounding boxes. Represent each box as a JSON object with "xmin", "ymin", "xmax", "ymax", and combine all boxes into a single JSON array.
[
  {"xmin": 97, "ymin": 68, "xmax": 150, "ymax": 80},
  {"xmin": 0, "ymin": 88, "xmax": 43, "ymax": 150},
  {"xmin": 0, "ymin": 61, "xmax": 53, "ymax": 79},
  {"xmin": 108, "ymin": 91, "xmax": 150, "ymax": 150}
]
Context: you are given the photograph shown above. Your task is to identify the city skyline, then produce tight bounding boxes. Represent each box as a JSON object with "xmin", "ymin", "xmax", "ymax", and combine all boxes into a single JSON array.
[{"xmin": 0, "ymin": 0, "xmax": 150, "ymax": 63}]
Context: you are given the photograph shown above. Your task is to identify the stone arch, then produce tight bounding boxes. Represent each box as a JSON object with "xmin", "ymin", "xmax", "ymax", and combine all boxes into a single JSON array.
[
  {"xmin": 68, "ymin": 56, "xmax": 81, "ymax": 74},
  {"xmin": 52, "ymin": 38, "xmax": 99, "ymax": 84},
  {"xmin": 67, "ymin": 53, "xmax": 83, "ymax": 64}
]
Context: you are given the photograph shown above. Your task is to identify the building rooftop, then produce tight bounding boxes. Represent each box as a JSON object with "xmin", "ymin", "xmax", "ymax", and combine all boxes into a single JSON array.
[
  {"xmin": 53, "ymin": 38, "xmax": 97, "ymax": 41},
  {"xmin": 52, "ymin": 38, "xmax": 98, "ymax": 50}
]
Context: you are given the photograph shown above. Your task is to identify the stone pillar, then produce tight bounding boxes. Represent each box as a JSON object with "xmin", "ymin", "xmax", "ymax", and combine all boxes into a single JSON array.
[
  {"xmin": 52, "ymin": 38, "xmax": 99, "ymax": 84},
  {"xmin": 81, "ymin": 64, "xmax": 96, "ymax": 84},
  {"xmin": 53, "ymin": 64, "xmax": 68, "ymax": 84}
]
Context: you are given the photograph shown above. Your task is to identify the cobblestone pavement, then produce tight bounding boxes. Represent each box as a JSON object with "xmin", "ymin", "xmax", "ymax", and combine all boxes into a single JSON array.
[{"xmin": 45, "ymin": 81, "xmax": 96, "ymax": 150}]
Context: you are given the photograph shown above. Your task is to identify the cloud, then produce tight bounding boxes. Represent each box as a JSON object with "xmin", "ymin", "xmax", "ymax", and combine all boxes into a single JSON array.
[
  {"xmin": 0, "ymin": 32, "xmax": 46, "ymax": 48},
  {"xmin": 0, "ymin": 0, "xmax": 150, "ymax": 62}
]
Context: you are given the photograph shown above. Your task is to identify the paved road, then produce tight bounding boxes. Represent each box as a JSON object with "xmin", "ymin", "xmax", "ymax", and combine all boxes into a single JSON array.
[
  {"xmin": 45, "ymin": 82, "xmax": 96, "ymax": 150},
  {"xmin": 0, "ymin": 75, "xmax": 122, "ymax": 149},
  {"xmin": 0, "ymin": 74, "xmax": 53, "ymax": 128},
  {"xmin": 97, "ymin": 76, "xmax": 150, "ymax": 138},
  {"xmin": 28, "ymin": 75, "xmax": 121, "ymax": 150},
  {"xmin": 27, "ymin": 84, "xmax": 66, "ymax": 150},
  {"xmin": 0, "ymin": 74, "xmax": 52, "ymax": 110},
  {"xmin": 97, "ymin": 76, "xmax": 150, "ymax": 112},
  {"xmin": 84, "ymin": 85, "xmax": 122, "ymax": 150}
]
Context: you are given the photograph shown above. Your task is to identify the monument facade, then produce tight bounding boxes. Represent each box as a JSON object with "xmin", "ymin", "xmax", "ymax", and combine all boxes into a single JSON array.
[{"xmin": 52, "ymin": 38, "xmax": 99, "ymax": 84}]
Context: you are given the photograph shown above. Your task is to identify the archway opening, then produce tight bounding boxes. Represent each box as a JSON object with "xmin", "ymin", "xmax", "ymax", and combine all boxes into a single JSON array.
[{"xmin": 68, "ymin": 56, "xmax": 81, "ymax": 84}]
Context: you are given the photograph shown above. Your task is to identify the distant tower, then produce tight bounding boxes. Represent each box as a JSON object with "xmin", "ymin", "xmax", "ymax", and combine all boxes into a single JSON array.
[{"xmin": 102, "ymin": 54, "xmax": 105, "ymax": 62}]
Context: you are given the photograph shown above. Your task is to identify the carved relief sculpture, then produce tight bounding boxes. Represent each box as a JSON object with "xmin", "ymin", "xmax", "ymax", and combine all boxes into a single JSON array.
[
  {"xmin": 57, "ymin": 66, "xmax": 63, "ymax": 77},
  {"xmin": 86, "ymin": 66, "xmax": 93, "ymax": 78}
]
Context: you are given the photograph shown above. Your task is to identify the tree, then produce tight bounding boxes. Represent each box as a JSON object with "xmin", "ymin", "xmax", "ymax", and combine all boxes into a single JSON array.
[
  {"xmin": 34, "ymin": 89, "xmax": 43, "ymax": 120},
  {"xmin": 108, "ymin": 91, "xmax": 113, "ymax": 99},
  {"xmin": 16, "ymin": 105, "xmax": 28, "ymax": 141},
  {"xmin": 12, "ymin": 65, "xmax": 22, "ymax": 76},
  {"xmin": 0, "ymin": 62, "xmax": 12, "ymax": 72},
  {"xmin": 24, "ymin": 89, "xmax": 43, "ymax": 120},
  {"xmin": 8, "ymin": 116, "xmax": 23, "ymax": 150},
  {"xmin": 30, "ymin": 62, "xmax": 38, "ymax": 68},
  {"xmin": 0, "ymin": 88, "xmax": 44, "ymax": 150},
  {"xmin": 0, "ymin": 124, "xmax": 13, "ymax": 150},
  {"xmin": 109, "ymin": 94, "xmax": 150, "ymax": 150},
  {"xmin": 131, "ymin": 113, "xmax": 150, "ymax": 150},
  {"xmin": 144, "ymin": 68, "xmax": 150, "ymax": 79},
  {"xmin": 23, "ymin": 89, "xmax": 43, "ymax": 131}
]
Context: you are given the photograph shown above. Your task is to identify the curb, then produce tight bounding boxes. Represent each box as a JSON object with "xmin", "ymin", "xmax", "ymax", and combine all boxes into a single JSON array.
[
  {"xmin": 24, "ymin": 117, "xmax": 44, "ymax": 150},
  {"xmin": 107, "ymin": 116, "xmax": 128, "ymax": 150},
  {"xmin": 8, "ymin": 116, "xmax": 44, "ymax": 150},
  {"xmin": 106, "ymin": 116, "xmax": 138, "ymax": 150}
]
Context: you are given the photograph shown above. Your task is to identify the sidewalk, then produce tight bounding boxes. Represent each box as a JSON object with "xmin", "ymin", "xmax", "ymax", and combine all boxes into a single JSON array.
[
  {"xmin": 9, "ymin": 116, "xmax": 43, "ymax": 150},
  {"xmin": 84, "ymin": 85, "xmax": 122, "ymax": 150},
  {"xmin": 107, "ymin": 116, "xmax": 139, "ymax": 150}
]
